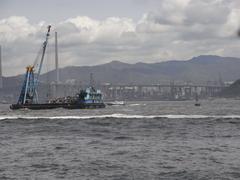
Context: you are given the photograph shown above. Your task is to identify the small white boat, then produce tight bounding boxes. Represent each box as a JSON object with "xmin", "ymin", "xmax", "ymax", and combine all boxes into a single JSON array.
[{"xmin": 106, "ymin": 101, "xmax": 125, "ymax": 106}]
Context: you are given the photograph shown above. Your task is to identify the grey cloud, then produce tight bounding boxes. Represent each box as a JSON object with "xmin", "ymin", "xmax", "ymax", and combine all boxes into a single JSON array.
[
  {"xmin": 184, "ymin": 0, "xmax": 230, "ymax": 25},
  {"xmin": 0, "ymin": 0, "xmax": 240, "ymax": 76}
]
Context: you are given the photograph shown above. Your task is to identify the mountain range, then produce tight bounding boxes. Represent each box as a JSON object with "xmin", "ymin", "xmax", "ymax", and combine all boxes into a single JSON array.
[
  {"xmin": 40, "ymin": 55, "xmax": 240, "ymax": 85},
  {"xmin": 4, "ymin": 55, "xmax": 240, "ymax": 87}
]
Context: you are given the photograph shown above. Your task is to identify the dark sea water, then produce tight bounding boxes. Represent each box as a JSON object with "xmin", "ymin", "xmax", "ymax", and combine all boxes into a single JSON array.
[{"xmin": 1, "ymin": 99, "xmax": 240, "ymax": 180}]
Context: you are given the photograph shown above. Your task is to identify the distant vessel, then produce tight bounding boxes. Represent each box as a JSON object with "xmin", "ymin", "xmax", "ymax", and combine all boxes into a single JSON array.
[
  {"xmin": 106, "ymin": 101, "xmax": 125, "ymax": 106},
  {"xmin": 10, "ymin": 25, "xmax": 105, "ymax": 110},
  {"xmin": 194, "ymin": 92, "xmax": 201, "ymax": 106}
]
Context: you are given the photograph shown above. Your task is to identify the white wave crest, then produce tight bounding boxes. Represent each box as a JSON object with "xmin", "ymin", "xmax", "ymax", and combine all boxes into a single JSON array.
[{"xmin": 0, "ymin": 114, "xmax": 240, "ymax": 120}]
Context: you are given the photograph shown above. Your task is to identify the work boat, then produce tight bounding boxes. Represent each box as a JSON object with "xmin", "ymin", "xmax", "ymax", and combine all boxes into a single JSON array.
[{"xmin": 10, "ymin": 25, "xmax": 105, "ymax": 110}]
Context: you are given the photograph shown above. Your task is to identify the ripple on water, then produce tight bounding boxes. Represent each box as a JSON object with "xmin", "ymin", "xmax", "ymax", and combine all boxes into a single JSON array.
[{"xmin": 1, "ymin": 100, "xmax": 240, "ymax": 179}]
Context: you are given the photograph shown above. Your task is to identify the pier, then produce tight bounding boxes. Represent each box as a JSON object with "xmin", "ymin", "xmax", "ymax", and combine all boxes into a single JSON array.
[{"xmin": 100, "ymin": 83, "xmax": 224, "ymax": 101}]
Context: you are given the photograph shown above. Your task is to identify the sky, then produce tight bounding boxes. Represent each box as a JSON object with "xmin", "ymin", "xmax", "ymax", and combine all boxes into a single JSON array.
[{"xmin": 0, "ymin": 0, "xmax": 240, "ymax": 76}]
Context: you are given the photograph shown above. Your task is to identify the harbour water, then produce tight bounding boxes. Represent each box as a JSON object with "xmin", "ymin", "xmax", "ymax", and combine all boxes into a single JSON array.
[{"xmin": 1, "ymin": 99, "xmax": 240, "ymax": 179}]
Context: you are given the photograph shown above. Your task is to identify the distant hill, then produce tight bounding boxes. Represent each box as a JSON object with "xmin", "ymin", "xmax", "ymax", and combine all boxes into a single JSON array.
[{"xmin": 38, "ymin": 55, "xmax": 240, "ymax": 85}]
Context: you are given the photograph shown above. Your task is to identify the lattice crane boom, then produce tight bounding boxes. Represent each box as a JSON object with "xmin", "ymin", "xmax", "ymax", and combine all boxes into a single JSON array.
[{"xmin": 17, "ymin": 25, "xmax": 51, "ymax": 105}]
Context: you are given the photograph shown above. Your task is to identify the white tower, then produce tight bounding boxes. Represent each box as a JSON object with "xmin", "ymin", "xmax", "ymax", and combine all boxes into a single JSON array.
[
  {"xmin": 55, "ymin": 32, "xmax": 59, "ymax": 83},
  {"xmin": 0, "ymin": 45, "xmax": 3, "ymax": 89}
]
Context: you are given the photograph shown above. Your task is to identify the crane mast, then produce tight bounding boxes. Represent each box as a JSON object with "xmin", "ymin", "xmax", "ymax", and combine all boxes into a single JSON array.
[{"xmin": 17, "ymin": 25, "xmax": 51, "ymax": 105}]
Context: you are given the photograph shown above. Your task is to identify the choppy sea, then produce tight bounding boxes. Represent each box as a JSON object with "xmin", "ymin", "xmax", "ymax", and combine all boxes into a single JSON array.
[{"xmin": 1, "ymin": 99, "xmax": 240, "ymax": 180}]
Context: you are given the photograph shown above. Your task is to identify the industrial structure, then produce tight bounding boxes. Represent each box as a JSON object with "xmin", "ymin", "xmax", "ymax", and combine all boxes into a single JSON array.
[{"xmin": 101, "ymin": 83, "xmax": 224, "ymax": 101}]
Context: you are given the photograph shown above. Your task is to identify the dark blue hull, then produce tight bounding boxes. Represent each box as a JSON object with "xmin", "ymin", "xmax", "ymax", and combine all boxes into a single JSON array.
[{"xmin": 10, "ymin": 103, "xmax": 105, "ymax": 110}]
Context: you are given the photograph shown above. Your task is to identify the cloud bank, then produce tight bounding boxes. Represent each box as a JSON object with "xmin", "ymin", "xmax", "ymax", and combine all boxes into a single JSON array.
[{"xmin": 0, "ymin": 0, "xmax": 240, "ymax": 76}]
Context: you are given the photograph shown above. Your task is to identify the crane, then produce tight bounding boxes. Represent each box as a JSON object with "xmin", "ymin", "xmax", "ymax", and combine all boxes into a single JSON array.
[{"xmin": 17, "ymin": 25, "xmax": 51, "ymax": 105}]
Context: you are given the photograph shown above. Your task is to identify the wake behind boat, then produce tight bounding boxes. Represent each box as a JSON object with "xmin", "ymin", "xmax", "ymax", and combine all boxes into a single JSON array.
[{"xmin": 10, "ymin": 25, "xmax": 105, "ymax": 110}]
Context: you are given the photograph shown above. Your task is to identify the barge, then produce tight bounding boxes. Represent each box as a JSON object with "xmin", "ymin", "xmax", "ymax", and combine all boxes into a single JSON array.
[
  {"xmin": 10, "ymin": 25, "xmax": 105, "ymax": 110},
  {"xmin": 10, "ymin": 87, "xmax": 105, "ymax": 110}
]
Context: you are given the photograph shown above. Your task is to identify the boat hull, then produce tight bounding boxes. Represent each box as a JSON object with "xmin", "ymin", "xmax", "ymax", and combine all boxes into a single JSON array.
[{"xmin": 10, "ymin": 103, "xmax": 105, "ymax": 110}]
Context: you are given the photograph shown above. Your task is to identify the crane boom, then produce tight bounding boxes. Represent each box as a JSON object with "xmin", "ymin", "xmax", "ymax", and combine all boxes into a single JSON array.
[
  {"xmin": 35, "ymin": 25, "xmax": 51, "ymax": 85},
  {"xmin": 17, "ymin": 25, "xmax": 51, "ymax": 105}
]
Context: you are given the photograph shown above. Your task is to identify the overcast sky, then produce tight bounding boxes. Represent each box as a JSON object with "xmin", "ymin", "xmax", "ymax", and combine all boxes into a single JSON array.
[{"xmin": 0, "ymin": 0, "xmax": 240, "ymax": 76}]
